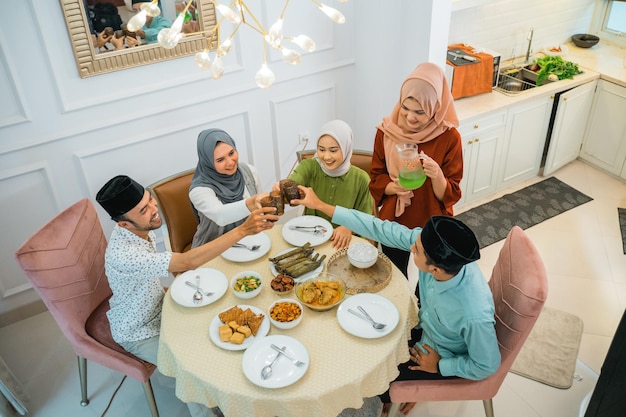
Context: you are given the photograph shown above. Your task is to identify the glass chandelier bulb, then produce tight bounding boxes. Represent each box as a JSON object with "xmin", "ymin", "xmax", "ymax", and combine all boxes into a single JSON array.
[
  {"xmin": 157, "ymin": 28, "xmax": 183, "ymax": 48},
  {"xmin": 211, "ymin": 56, "xmax": 225, "ymax": 79},
  {"xmin": 216, "ymin": 3, "xmax": 241, "ymax": 24},
  {"xmin": 220, "ymin": 39, "xmax": 233, "ymax": 55},
  {"xmin": 291, "ymin": 35, "xmax": 316, "ymax": 52},
  {"xmin": 267, "ymin": 19, "xmax": 283, "ymax": 49},
  {"xmin": 142, "ymin": 2, "xmax": 161, "ymax": 17},
  {"xmin": 281, "ymin": 48, "xmax": 301, "ymax": 65},
  {"xmin": 195, "ymin": 51, "xmax": 212, "ymax": 70},
  {"xmin": 127, "ymin": 10, "xmax": 147, "ymax": 32},
  {"xmin": 255, "ymin": 64, "xmax": 275, "ymax": 89},
  {"xmin": 317, "ymin": 3, "xmax": 346, "ymax": 24}
]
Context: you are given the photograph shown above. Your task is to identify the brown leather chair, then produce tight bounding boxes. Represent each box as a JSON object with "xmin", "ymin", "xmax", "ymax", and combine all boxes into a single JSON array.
[
  {"xmin": 14, "ymin": 199, "xmax": 159, "ymax": 417},
  {"xmin": 147, "ymin": 169, "xmax": 198, "ymax": 253},
  {"xmin": 296, "ymin": 149, "xmax": 374, "ymax": 174}
]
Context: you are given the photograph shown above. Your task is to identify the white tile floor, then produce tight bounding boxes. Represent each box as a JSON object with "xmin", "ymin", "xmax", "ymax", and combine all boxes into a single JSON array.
[{"xmin": 1, "ymin": 160, "xmax": 625, "ymax": 417}]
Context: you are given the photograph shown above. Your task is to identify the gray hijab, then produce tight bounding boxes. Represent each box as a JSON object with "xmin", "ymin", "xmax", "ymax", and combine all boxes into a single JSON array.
[{"xmin": 190, "ymin": 129, "xmax": 245, "ymax": 204}]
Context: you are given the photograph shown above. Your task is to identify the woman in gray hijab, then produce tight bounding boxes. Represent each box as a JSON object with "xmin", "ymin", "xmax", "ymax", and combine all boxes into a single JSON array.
[{"xmin": 189, "ymin": 129, "xmax": 267, "ymax": 247}]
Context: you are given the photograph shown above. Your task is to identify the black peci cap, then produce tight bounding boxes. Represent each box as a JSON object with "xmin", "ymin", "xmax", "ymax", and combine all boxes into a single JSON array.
[{"xmin": 96, "ymin": 175, "xmax": 145, "ymax": 218}]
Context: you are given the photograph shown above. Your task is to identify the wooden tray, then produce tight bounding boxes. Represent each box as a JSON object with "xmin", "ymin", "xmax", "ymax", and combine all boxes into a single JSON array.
[{"xmin": 325, "ymin": 248, "xmax": 392, "ymax": 294}]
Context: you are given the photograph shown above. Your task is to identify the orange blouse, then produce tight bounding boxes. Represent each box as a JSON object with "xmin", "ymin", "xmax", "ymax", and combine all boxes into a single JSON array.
[{"xmin": 369, "ymin": 128, "xmax": 463, "ymax": 229}]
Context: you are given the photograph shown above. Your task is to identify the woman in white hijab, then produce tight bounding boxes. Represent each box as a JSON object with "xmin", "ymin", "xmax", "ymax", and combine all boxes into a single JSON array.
[{"xmin": 275, "ymin": 120, "xmax": 374, "ymax": 249}]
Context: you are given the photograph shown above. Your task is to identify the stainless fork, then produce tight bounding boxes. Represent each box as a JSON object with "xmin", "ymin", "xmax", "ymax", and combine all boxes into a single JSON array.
[
  {"xmin": 270, "ymin": 344, "xmax": 306, "ymax": 367},
  {"xmin": 288, "ymin": 225, "xmax": 327, "ymax": 235},
  {"xmin": 232, "ymin": 242, "xmax": 261, "ymax": 251}
]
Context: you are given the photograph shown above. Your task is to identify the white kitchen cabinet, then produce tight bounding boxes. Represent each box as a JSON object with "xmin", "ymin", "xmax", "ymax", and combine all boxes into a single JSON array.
[
  {"xmin": 457, "ymin": 111, "xmax": 507, "ymax": 205},
  {"xmin": 580, "ymin": 79, "xmax": 626, "ymax": 176},
  {"xmin": 543, "ymin": 80, "xmax": 597, "ymax": 176},
  {"xmin": 499, "ymin": 94, "xmax": 553, "ymax": 188}
]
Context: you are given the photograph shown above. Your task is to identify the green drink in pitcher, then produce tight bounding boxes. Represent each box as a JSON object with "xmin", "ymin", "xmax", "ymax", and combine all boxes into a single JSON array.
[
  {"xmin": 396, "ymin": 143, "xmax": 426, "ymax": 190},
  {"xmin": 398, "ymin": 169, "xmax": 427, "ymax": 190}
]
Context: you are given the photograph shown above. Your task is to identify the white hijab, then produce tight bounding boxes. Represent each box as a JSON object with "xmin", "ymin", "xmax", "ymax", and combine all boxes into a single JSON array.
[{"xmin": 315, "ymin": 120, "xmax": 354, "ymax": 177}]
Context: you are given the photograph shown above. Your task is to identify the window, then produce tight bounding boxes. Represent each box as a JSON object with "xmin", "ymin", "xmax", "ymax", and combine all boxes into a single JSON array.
[{"xmin": 597, "ymin": 0, "xmax": 626, "ymax": 46}]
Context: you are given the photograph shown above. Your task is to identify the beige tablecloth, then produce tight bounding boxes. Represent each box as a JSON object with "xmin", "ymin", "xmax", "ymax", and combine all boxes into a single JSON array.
[{"xmin": 158, "ymin": 226, "xmax": 419, "ymax": 417}]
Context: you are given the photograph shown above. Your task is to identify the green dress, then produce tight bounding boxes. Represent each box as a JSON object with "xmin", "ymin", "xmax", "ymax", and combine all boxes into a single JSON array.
[{"xmin": 289, "ymin": 158, "xmax": 374, "ymax": 227}]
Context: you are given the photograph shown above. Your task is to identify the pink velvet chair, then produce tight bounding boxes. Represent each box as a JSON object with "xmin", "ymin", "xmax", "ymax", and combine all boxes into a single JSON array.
[
  {"xmin": 14, "ymin": 199, "xmax": 159, "ymax": 417},
  {"xmin": 388, "ymin": 225, "xmax": 548, "ymax": 417}
]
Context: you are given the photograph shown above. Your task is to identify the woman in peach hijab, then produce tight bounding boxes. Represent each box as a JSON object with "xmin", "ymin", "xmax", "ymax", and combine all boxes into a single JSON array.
[{"xmin": 369, "ymin": 62, "xmax": 463, "ymax": 278}]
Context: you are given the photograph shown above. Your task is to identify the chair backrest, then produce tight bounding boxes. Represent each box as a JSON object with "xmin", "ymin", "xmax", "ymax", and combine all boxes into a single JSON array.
[
  {"xmin": 15, "ymin": 198, "xmax": 155, "ymax": 382},
  {"xmin": 147, "ymin": 169, "xmax": 197, "ymax": 253},
  {"xmin": 15, "ymin": 199, "xmax": 111, "ymax": 355},
  {"xmin": 296, "ymin": 149, "xmax": 374, "ymax": 174},
  {"xmin": 487, "ymin": 225, "xmax": 548, "ymax": 390}
]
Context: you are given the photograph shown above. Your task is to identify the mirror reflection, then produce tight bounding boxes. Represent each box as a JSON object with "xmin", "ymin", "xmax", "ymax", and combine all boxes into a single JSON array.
[
  {"xmin": 61, "ymin": 0, "xmax": 216, "ymax": 78},
  {"xmin": 85, "ymin": 0, "xmax": 200, "ymax": 54}
]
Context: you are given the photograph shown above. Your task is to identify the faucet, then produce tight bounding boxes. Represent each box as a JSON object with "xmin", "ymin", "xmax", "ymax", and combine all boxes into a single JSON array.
[{"xmin": 525, "ymin": 27, "xmax": 534, "ymax": 64}]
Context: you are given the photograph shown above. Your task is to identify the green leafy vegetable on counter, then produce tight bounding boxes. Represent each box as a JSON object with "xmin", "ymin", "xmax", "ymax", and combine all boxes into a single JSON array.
[{"xmin": 532, "ymin": 55, "xmax": 583, "ymax": 86}]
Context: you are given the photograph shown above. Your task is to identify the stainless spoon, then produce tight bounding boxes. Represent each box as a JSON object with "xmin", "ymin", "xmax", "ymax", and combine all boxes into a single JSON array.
[
  {"xmin": 192, "ymin": 275, "xmax": 203, "ymax": 305},
  {"xmin": 260, "ymin": 351, "xmax": 282, "ymax": 380},
  {"xmin": 357, "ymin": 305, "xmax": 386, "ymax": 329},
  {"xmin": 232, "ymin": 242, "xmax": 261, "ymax": 251}
]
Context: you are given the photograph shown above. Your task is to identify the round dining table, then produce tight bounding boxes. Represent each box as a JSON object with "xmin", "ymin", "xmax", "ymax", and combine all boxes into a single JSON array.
[{"xmin": 158, "ymin": 224, "xmax": 419, "ymax": 417}]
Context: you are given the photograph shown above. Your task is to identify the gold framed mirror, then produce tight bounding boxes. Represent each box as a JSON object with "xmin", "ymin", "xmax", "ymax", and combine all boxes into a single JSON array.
[{"xmin": 60, "ymin": 0, "xmax": 217, "ymax": 78}]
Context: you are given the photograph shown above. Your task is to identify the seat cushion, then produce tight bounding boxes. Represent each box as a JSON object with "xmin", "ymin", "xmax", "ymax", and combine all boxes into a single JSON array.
[{"xmin": 85, "ymin": 298, "xmax": 143, "ymax": 359}]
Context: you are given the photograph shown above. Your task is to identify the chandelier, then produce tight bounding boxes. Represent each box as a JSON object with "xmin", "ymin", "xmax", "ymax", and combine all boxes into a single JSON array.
[{"xmin": 127, "ymin": 0, "xmax": 349, "ymax": 88}]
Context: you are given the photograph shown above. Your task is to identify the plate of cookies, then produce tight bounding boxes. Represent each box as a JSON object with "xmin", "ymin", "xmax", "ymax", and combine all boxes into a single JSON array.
[{"xmin": 209, "ymin": 304, "xmax": 270, "ymax": 351}]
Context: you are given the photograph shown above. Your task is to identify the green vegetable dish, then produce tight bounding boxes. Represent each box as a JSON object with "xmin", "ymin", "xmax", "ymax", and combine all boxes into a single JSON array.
[
  {"xmin": 234, "ymin": 276, "xmax": 261, "ymax": 292},
  {"xmin": 531, "ymin": 55, "xmax": 583, "ymax": 86}
]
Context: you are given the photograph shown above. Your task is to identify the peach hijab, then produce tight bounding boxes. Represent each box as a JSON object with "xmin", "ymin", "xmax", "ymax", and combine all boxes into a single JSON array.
[{"xmin": 377, "ymin": 62, "xmax": 459, "ymax": 216}]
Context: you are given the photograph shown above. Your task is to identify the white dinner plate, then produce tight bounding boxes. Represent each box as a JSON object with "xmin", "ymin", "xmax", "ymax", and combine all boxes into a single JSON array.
[
  {"xmin": 281, "ymin": 216, "xmax": 333, "ymax": 247},
  {"xmin": 336, "ymin": 293, "xmax": 399, "ymax": 339},
  {"xmin": 242, "ymin": 334, "xmax": 309, "ymax": 389},
  {"xmin": 208, "ymin": 304, "xmax": 270, "ymax": 351},
  {"xmin": 170, "ymin": 268, "xmax": 228, "ymax": 308},
  {"xmin": 221, "ymin": 232, "xmax": 272, "ymax": 262},
  {"xmin": 269, "ymin": 247, "xmax": 324, "ymax": 282}
]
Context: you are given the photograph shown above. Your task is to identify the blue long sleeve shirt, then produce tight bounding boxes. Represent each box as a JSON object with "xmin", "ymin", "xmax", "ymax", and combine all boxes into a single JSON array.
[{"xmin": 333, "ymin": 206, "xmax": 501, "ymax": 380}]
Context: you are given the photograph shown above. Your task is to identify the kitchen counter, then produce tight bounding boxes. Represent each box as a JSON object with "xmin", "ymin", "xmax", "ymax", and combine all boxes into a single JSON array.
[{"xmin": 454, "ymin": 40, "xmax": 626, "ymax": 122}]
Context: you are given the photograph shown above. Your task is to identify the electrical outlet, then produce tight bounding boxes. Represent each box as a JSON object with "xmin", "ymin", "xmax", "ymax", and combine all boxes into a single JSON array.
[{"xmin": 298, "ymin": 131, "xmax": 310, "ymax": 144}]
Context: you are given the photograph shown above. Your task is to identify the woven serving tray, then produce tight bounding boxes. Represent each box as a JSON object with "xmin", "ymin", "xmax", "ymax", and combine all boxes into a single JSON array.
[{"xmin": 325, "ymin": 248, "xmax": 392, "ymax": 294}]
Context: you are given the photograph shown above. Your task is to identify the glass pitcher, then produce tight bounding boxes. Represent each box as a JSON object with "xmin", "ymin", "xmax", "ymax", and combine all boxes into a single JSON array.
[{"xmin": 395, "ymin": 143, "xmax": 426, "ymax": 190}]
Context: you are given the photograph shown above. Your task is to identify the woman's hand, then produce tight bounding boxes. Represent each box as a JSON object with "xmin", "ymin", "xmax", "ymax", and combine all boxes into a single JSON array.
[
  {"xmin": 384, "ymin": 181, "xmax": 407, "ymax": 195},
  {"xmin": 110, "ymin": 36, "xmax": 125, "ymax": 50},
  {"xmin": 330, "ymin": 226, "xmax": 352, "ymax": 250},
  {"xmin": 420, "ymin": 152, "xmax": 443, "ymax": 180},
  {"xmin": 246, "ymin": 193, "xmax": 267, "ymax": 212},
  {"xmin": 271, "ymin": 182, "xmax": 281, "ymax": 193}
]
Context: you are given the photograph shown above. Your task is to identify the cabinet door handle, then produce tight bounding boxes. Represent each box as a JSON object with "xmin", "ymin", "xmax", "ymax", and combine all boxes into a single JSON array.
[
  {"xmin": 474, "ymin": 138, "xmax": 480, "ymax": 143},
  {"xmin": 467, "ymin": 140, "xmax": 474, "ymax": 145},
  {"xmin": 474, "ymin": 124, "xmax": 479, "ymax": 129}
]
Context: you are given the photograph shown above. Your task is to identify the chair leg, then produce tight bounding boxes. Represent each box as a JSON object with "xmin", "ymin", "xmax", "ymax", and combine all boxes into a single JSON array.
[
  {"xmin": 483, "ymin": 398, "xmax": 494, "ymax": 417},
  {"xmin": 77, "ymin": 356, "xmax": 89, "ymax": 406},
  {"xmin": 387, "ymin": 402, "xmax": 401, "ymax": 417},
  {"xmin": 143, "ymin": 379, "xmax": 160, "ymax": 417}
]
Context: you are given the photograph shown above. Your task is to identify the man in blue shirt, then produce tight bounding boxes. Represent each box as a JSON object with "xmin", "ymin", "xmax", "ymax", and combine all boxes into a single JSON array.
[{"xmin": 292, "ymin": 186, "xmax": 501, "ymax": 415}]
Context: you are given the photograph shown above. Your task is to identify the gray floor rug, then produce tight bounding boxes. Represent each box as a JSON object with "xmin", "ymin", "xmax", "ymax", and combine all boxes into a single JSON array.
[
  {"xmin": 510, "ymin": 306, "xmax": 584, "ymax": 389},
  {"xmin": 618, "ymin": 208, "xmax": 626, "ymax": 254},
  {"xmin": 456, "ymin": 177, "xmax": 593, "ymax": 249}
]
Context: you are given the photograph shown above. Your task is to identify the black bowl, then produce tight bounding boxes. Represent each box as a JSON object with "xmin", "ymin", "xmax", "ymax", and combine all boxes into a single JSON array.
[{"xmin": 571, "ymin": 34, "xmax": 600, "ymax": 48}]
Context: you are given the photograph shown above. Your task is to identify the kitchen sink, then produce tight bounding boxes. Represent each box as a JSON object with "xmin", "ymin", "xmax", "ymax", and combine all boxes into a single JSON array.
[{"xmin": 495, "ymin": 67, "xmax": 553, "ymax": 96}]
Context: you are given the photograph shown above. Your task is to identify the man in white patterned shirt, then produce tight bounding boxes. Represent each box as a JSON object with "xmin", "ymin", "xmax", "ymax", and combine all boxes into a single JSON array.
[{"xmin": 96, "ymin": 175, "xmax": 277, "ymax": 417}]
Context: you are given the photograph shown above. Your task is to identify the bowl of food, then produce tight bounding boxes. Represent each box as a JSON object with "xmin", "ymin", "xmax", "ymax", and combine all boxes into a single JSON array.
[
  {"xmin": 295, "ymin": 273, "xmax": 346, "ymax": 311},
  {"xmin": 347, "ymin": 242, "xmax": 379, "ymax": 269},
  {"xmin": 268, "ymin": 298, "xmax": 303, "ymax": 329},
  {"xmin": 270, "ymin": 274, "xmax": 295, "ymax": 296},
  {"xmin": 230, "ymin": 271, "xmax": 263, "ymax": 299},
  {"xmin": 544, "ymin": 44, "xmax": 568, "ymax": 56},
  {"xmin": 571, "ymin": 34, "xmax": 599, "ymax": 48}
]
